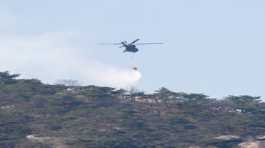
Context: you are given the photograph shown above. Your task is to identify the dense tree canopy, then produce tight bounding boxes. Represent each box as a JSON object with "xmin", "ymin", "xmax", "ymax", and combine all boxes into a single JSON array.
[{"xmin": 0, "ymin": 72, "xmax": 265, "ymax": 147}]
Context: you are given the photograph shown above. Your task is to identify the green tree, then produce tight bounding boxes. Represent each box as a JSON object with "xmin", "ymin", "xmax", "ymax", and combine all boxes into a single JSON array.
[{"xmin": 0, "ymin": 71, "xmax": 20, "ymax": 84}]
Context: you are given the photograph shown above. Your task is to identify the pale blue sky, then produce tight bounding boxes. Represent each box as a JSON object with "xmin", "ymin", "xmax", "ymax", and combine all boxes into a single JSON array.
[{"xmin": 1, "ymin": 0, "xmax": 265, "ymax": 98}]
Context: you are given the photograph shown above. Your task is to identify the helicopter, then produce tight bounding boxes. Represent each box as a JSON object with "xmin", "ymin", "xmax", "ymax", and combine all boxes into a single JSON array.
[{"xmin": 100, "ymin": 39, "xmax": 163, "ymax": 53}]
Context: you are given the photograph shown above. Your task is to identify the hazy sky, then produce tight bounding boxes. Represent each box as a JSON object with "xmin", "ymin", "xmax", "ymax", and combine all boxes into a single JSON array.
[{"xmin": 1, "ymin": 0, "xmax": 265, "ymax": 98}]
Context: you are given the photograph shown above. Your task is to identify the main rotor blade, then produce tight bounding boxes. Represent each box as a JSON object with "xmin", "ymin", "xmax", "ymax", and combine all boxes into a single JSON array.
[
  {"xmin": 135, "ymin": 42, "xmax": 164, "ymax": 45},
  {"xmin": 98, "ymin": 43, "xmax": 122, "ymax": 45},
  {"xmin": 129, "ymin": 39, "xmax": 140, "ymax": 45}
]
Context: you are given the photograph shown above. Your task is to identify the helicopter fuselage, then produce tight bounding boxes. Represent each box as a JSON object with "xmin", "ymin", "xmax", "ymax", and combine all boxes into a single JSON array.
[
  {"xmin": 123, "ymin": 44, "xmax": 139, "ymax": 53},
  {"xmin": 100, "ymin": 39, "xmax": 162, "ymax": 53}
]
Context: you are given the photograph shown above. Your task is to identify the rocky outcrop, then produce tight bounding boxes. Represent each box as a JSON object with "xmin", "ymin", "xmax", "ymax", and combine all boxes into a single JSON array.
[
  {"xmin": 213, "ymin": 135, "xmax": 241, "ymax": 141},
  {"xmin": 238, "ymin": 141, "xmax": 262, "ymax": 148},
  {"xmin": 207, "ymin": 135, "xmax": 265, "ymax": 148},
  {"xmin": 26, "ymin": 135, "xmax": 69, "ymax": 148}
]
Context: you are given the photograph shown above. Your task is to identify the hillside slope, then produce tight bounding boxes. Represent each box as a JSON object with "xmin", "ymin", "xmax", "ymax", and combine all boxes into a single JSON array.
[{"xmin": 1, "ymin": 72, "xmax": 265, "ymax": 148}]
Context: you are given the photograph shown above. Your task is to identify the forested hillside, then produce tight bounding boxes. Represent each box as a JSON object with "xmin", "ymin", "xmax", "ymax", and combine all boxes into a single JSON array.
[{"xmin": 1, "ymin": 71, "xmax": 265, "ymax": 148}]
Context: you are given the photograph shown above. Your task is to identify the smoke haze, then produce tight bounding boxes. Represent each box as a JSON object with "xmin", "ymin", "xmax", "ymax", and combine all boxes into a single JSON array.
[{"xmin": 0, "ymin": 32, "xmax": 142, "ymax": 89}]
